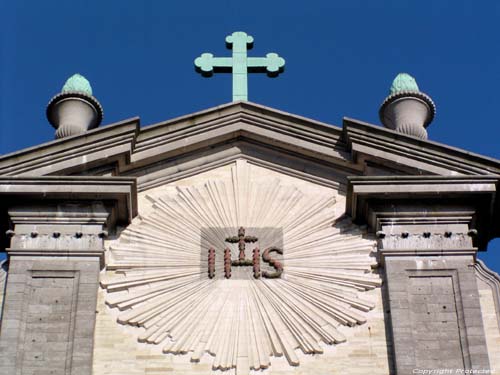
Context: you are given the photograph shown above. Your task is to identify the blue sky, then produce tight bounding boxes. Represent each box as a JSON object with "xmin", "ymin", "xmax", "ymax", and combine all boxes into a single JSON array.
[{"xmin": 1, "ymin": 1, "xmax": 499, "ymax": 272}]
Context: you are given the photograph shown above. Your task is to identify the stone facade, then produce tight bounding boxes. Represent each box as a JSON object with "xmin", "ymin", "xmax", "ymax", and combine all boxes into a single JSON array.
[{"xmin": 0, "ymin": 101, "xmax": 499, "ymax": 375}]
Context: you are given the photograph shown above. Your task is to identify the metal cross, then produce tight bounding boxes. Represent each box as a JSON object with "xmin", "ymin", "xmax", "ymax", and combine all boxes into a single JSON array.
[{"xmin": 194, "ymin": 31, "xmax": 285, "ymax": 101}]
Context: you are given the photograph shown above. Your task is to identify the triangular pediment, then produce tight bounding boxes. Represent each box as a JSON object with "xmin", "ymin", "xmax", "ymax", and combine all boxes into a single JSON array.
[{"xmin": 1, "ymin": 101, "xmax": 499, "ymax": 189}]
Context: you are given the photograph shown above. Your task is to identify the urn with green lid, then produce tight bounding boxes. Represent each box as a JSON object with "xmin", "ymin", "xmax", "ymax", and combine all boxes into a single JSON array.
[
  {"xmin": 379, "ymin": 73, "xmax": 436, "ymax": 139},
  {"xmin": 46, "ymin": 74, "xmax": 103, "ymax": 139}
]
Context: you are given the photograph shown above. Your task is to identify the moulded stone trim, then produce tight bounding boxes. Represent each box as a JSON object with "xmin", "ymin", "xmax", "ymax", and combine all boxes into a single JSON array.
[
  {"xmin": 343, "ymin": 117, "xmax": 500, "ymax": 175},
  {"xmin": 131, "ymin": 142, "xmax": 351, "ymax": 193},
  {"xmin": 0, "ymin": 117, "xmax": 139, "ymax": 176},
  {"xmin": 346, "ymin": 175, "xmax": 500, "ymax": 250},
  {"xmin": 0, "ymin": 176, "xmax": 138, "ymax": 227},
  {"xmin": 2, "ymin": 101, "xmax": 500, "ymax": 183},
  {"xmin": 474, "ymin": 259, "xmax": 500, "ymax": 326},
  {"xmin": 0, "ymin": 260, "xmax": 6, "ymax": 324}
]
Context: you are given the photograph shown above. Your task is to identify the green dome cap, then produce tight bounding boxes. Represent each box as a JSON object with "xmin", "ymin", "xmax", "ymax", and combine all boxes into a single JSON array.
[
  {"xmin": 389, "ymin": 73, "xmax": 419, "ymax": 95},
  {"xmin": 61, "ymin": 74, "xmax": 93, "ymax": 96}
]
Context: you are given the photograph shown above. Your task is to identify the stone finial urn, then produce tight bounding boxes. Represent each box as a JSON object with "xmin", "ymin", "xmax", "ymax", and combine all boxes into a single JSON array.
[
  {"xmin": 379, "ymin": 73, "xmax": 436, "ymax": 139},
  {"xmin": 46, "ymin": 74, "xmax": 103, "ymax": 139}
]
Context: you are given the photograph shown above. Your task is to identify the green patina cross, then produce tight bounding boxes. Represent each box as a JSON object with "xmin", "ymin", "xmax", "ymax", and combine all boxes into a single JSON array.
[{"xmin": 194, "ymin": 31, "xmax": 285, "ymax": 101}]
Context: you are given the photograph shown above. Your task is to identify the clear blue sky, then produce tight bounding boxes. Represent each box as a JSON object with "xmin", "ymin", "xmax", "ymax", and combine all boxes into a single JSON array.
[{"xmin": 1, "ymin": 1, "xmax": 499, "ymax": 272}]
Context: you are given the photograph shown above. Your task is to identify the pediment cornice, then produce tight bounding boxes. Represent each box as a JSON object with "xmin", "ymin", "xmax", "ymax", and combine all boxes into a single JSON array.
[{"xmin": 1, "ymin": 101, "xmax": 499, "ymax": 182}]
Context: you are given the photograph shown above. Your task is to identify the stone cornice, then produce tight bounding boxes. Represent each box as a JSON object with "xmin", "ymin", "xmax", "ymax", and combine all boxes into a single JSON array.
[
  {"xmin": 0, "ymin": 117, "xmax": 139, "ymax": 176},
  {"xmin": 129, "ymin": 102, "xmax": 350, "ymax": 173},
  {"xmin": 343, "ymin": 117, "xmax": 500, "ymax": 175},
  {"xmin": 0, "ymin": 176, "xmax": 138, "ymax": 226},
  {"xmin": 346, "ymin": 175, "xmax": 500, "ymax": 250}
]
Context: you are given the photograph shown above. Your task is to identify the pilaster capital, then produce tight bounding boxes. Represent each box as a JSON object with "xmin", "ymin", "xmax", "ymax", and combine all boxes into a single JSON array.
[
  {"xmin": 346, "ymin": 175, "xmax": 500, "ymax": 256},
  {"xmin": 0, "ymin": 176, "xmax": 138, "ymax": 267}
]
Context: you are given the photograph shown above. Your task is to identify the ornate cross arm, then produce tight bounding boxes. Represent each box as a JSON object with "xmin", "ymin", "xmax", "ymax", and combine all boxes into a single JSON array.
[
  {"xmin": 247, "ymin": 54, "xmax": 285, "ymax": 77},
  {"xmin": 194, "ymin": 54, "xmax": 232, "ymax": 76}
]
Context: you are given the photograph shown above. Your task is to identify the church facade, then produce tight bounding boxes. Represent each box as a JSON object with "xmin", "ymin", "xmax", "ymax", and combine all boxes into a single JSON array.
[{"xmin": 0, "ymin": 68, "xmax": 499, "ymax": 375}]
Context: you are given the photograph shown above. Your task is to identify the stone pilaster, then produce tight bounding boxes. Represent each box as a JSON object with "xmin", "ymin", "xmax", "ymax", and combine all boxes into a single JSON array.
[
  {"xmin": 347, "ymin": 176, "xmax": 499, "ymax": 375},
  {"xmin": 0, "ymin": 177, "xmax": 137, "ymax": 375}
]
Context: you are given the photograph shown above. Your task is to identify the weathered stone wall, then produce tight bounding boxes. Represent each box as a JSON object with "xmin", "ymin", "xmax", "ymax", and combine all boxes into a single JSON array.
[{"xmin": 407, "ymin": 275, "xmax": 464, "ymax": 368}]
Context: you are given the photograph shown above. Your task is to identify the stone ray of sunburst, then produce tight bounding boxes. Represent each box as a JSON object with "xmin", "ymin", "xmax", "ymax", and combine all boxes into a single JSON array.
[
  {"xmin": 151, "ymin": 198, "xmax": 203, "ymax": 229},
  {"xmin": 175, "ymin": 186, "xmax": 220, "ymax": 227},
  {"xmin": 190, "ymin": 290, "xmax": 231, "ymax": 361},
  {"xmin": 285, "ymin": 277, "xmax": 375, "ymax": 311},
  {"xmin": 278, "ymin": 196, "xmax": 335, "ymax": 234},
  {"xmin": 205, "ymin": 181, "xmax": 229, "ymax": 229},
  {"xmin": 284, "ymin": 212, "xmax": 337, "ymax": 244},
  {"xmin": 285, "ymin": 235, "xmax": 374, "ymax": 251},
  {"xmin": 154, "ymin": 197, "xmax": 214, "ymax": 239},
  {"xmin": 109, "ymin": 245, "xmax": 201, "ymax": 261},
  {"xmin": 285, "ymin": 261, "xmax": 375, "ymax": 271},
  {"xmin": 232, "ymin": 163, "xmax": 246, "ymax": 226},
  {"xmin": 118, "ymin": 226, "xmax": 198, "ymax": 250},
  {"xmin": 284, "ymin": 235, "xmax": 374, "ymax": 256},
  {"xmin": 269, "ymin": 280, "xmax": 346, "ymax": 344},
  {"xmin": 247, "ymin": 291, "xmax": 271, "ymax": 369},
  {"xmin": 284, "ymin": 251, "xmax": 373, "ymax": 264},
  {"xmin": 121, "ymin": 280, "xmax": 213, "ymax": 326},
  {"xmin": 131, "ymin": 205, "xmax": 232, "ymax": 254},
  {"xmin": 257, "ymin": 281, "xmax": 322, "ymax": 355},
  {"xmin": 247, "ymin": 283, "xmax": 282, "ymax": 359},
  {"xmin": 222, "ymin": 180, "xmax": 238, "ymax": 227},
  {"xmin": 154, "ymin": 287, "xmax": 216, "ymax": 348},
  {"xmin": 105, "ymin": 276, "xmax": 200, "ymax": 308},
  {"xmin": 166, "ymin": 190, "xmax": 219, "ymax": 234},
  {"xmin": 101, "ymin": 271, "xmax": 203, "ymax": 292},
  {"xmin": 103, "ymin": 266, "xmax": 198, "ymax": 281},
  {"xmin": 257, "ymin": 185, "xmax": 302, "ymax": 228},
  {"xmin": 206, "ymin": 292, "xmax": 234, "ymax": 357},
  {"xmin": 247, "ymin": 181, "xmax": 280, "ymax": 226},
  {"xmin": 285, "ymin": 268, "xmax": 380, "ymax": 282},
  {"xmin": 285, "ymin": 244, "xmax": 375, "ymax": 258},
  {"xmin": 241, "ymin": 181, "xmax": 256, "ymax": 226},
  {"xmin": 206, "ymin": 180, "xmax": 233, "ymax": 229},
  {"xmin": 106, "ymin": 259, "xmax": 202, "ymax": 269},
  {"xmin": 109, "ymin": 276, "xmax": 200, "ymax": 312},
  {"xmin": 284, "ymin": 247, "xmax": 374, "ymax": 261},
  {"xmin": 278, "ymin": 279, "xmax": 367, "ymax": 326},
  {"xmin": 285, "ymin": 270, "xmax": 381, "ymax": 291},
  {"xmin": 284, "ymin": 247, "xmax": 374, "ymax": 260},
  {"xmin": 249, "ymin": 282, "xmax": 300, "ymax": 366},
  {"xmin": 154, "ymin": 196, "xmax": 219, "ymax": 238},
  {"xmin": 211, "ymin": 291, "xmax": 238, "ymax": 369},
  {"xmin": 120, "ymin": 222, "xmax": 201, "ymax": 253},
  {"xmin": 269, "ymin": 281, "xmax": 339, "ymax": 345}
]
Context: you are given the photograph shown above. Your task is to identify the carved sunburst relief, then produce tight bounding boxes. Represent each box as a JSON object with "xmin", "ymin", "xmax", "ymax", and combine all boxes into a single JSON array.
[{"xmin": 101, "ymin": 160, "xmax": 381, "ymax": 373}]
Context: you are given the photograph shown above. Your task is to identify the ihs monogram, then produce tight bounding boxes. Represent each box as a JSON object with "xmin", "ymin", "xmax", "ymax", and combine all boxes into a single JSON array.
[{"xmin": 208, "ymin": 227, "xmax": 283, "ymax": 279}]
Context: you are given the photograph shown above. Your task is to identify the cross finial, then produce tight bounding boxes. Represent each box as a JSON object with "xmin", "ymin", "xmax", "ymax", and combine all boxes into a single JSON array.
[{"xmin": 194, "ymin": 31, "xmax": 285, "ymax": 101}]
